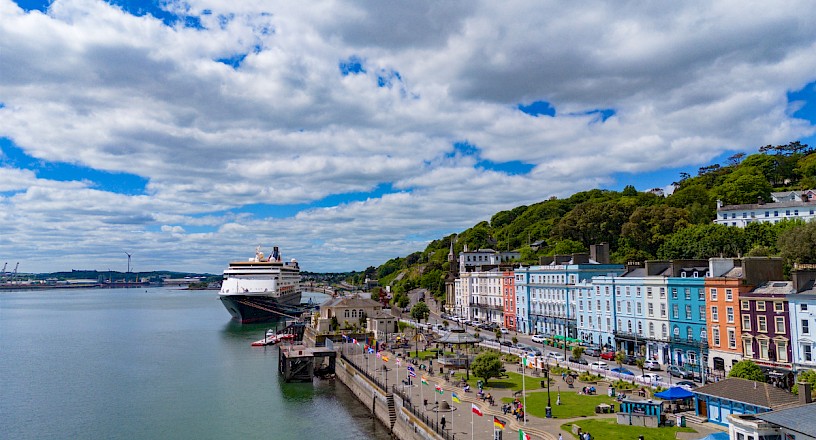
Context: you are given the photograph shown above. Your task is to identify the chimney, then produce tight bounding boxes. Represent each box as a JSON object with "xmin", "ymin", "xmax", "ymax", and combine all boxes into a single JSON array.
[
  {"xmin": 799, "ymin": 381, "xmax": 813, "ymax": 405},
  {"xmin": 757, "ymin": 196, "xmax": 765, "ymax": 205},
  {"xmin": 590, "ymin": 243, "xmax": 610, "ymax": 264},
  {"xmin": 572, "ymin": 253, "xmax": 589, "ymax": 264},
  {"xmin": 802, "ymin": 193, "xmax": 809, "ymax": 202},
  {"xmin": 792, "ymin": 264, "xmax": 816, "ymax": 292}
]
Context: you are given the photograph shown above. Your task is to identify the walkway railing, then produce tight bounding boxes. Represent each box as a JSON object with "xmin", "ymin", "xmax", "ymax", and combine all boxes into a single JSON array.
[{"xmin": 340, "ymin": 352, "xmax": 455, "ymax": 439}]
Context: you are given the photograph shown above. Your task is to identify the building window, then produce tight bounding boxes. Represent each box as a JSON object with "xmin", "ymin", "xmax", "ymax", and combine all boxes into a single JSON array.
[
  {"xmin": 685, "ymin": 288, "xmax": 691, "ymax": 300},
  {"xmin": 759, "ymin": 339, "xmax": 769, "ymax": 359},
  {"xmin": 638, "ymin": 321, "xmax": 643, "ymax": 335},
  {"xmin": 741, "ymin": 300, "xmax": 750, "ymax": 310},
  {"xmin": 710, "ymin": 288, "xmax": 717, "ymax": 301},
  {"xmin": 758, "ymin": 316, "xmax": 767, "ymax": 332},
  {"xmin": 776, "ymin": 341, "xmax": 788, "ymax": 362},
  {"xmin": 712, "ymin": 328, "xmax": 720, "ymax": 346},
  {"xmin": 774, "ymin": 302, "xmax": 784, "ymax": 312},
  {"xmin": 662, "ymin": 324, "xmax": 668, "ymax": 338},
  {"xmin": 805, "ymin": 345, "xmax": 813, "ymax": 362},
  {"xmin": 636, "ymin": 303, "xmax": 642, "ymax": 315},
  {"xmin": 649, "ymin": 322, "xmax": 655, "ymax": 337},
  {"xmin": 711, "ymin": 306, "xmax": 719, "ymax": 321},
  {"xmin": 660, "ymin": 304, "xmax": 666, "ymax": 317},
  {"xmin": 648, "ymin": 303, "xmax": 654, "ymax": 316},
  {"xmin": 627, "ymin": 320, "xmax": 632, "ymax": 332},
  {"xmin": 698, "ymin": 289, "xmax": 704, "ymax": 301},
  {"xmin": 344, "ymin": 310, "xmax": 349, "ymax": 318},
  {"xmin": 672, "ymin": 288, "xmax": 678, "ymax": 299},
  {"xmin": 802, "ymin": 303, "xmax": 808, "ymax": 311},
  {"xmin": 727, "ymin": 306, "xmax": 734, "ymax": 323},
  {"xmin": 627, "ymin": 302, "xmax": 632, "ymax": 314},
  {"xmin": 672, "ymin": 304, "xmax": 679, "ymax": 319},
  {"xmin": 728, "ymin": 329, "xmax": 736, "ymax": 349},
  {"xmin": 685, "ymin": 304, "xmax": 692, "ymax": 319},
  {"xmin": 699, "ymin": 305, "xmax": 706, "ymax": 319},
  {"xmin": 687, "ymin": 326, "xmax": 693, "ymax": 342},
  {"xmin": 647, "ymin": 287, "xmax": 653, "ymax": 298},
  {"xmin": 803, "ymin": 319, "xmax": 810, "ymax": 334},
  {"xmin": 775, "ymin": 316, "xmax": 785, "ymax": 333},
  {"xmin": 636, "ymin": 287, "xmax": 641, "ymax": 297},
  {"xmin": 743, "ymin": 339, "xmax": 753, "ymax": 357},
  {"xmin": 725, "ymin": 289, "xmax": 733, "ymax": 301},
  {"xmin": 757, "ymin": 301, "xmax": 766, "ymax": 311},
  {"xmin": 660, "ymin": 288, "xmax": 666, "ymax": 298},
  {"xmin": 742, "ymin": 315, "xmax": 751, "ymax": 331}
]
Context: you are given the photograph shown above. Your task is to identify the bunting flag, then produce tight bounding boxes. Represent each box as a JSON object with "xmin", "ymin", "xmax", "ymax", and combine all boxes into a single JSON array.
[
  {"xmin": 367, "ymin": 347, "xmax": 375, "ymax": 354},
  {"xmin": 493, "ymin": 417, "xmax": 506, "ymax": 430},
  {"xmin": 396, "ymin": 358, "xmax": 401, "ymax": 367},
  {"xmin": 381, "ymin": 355, "xmax": 389, "ymax": 362},
  {"xmin": 376, "ymin": 352, "xmax": 382, "ymax": 359},
  {"xmin": 408, "ymin": 369, "xmax": 417, "ymax": 378},
  {"xmin": 518, "ymin": 429, "xmax": 531, "ymax": 440},
  {"xmin": 421, "ymin": 376, "xmax": 428, "ymax": 385},
  {"xmin": 435, "ymin": 384, "xmax": 444, "ymax": 395},
  {"xmin": 451, "ymin": 392, "xmax": 461, "ymax": 403},
  {"xmin": 352, "ymin": 338, "xmax": 358, "ymax": 345},
  {"xmin": 471, "ymin": 403, "xmax": 483, "ymax": 416}
]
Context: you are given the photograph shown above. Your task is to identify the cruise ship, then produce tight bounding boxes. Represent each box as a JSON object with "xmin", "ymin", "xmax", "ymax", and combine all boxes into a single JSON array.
[{"xmin": 219, "ymin": 246, "xmax": 303, "ymax": 323}]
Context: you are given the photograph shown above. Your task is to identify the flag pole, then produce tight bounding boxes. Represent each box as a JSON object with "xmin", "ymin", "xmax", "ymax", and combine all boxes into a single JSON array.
[
  {"xmin": 522, "ymin": 355, "xmax": 527, "ymax": 426},
  {"xmin": 471, "ymin": 404, "xmax": 474, "ymax": 440}
]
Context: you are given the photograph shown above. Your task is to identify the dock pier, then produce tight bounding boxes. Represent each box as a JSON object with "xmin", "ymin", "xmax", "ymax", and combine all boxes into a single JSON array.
[{"xmin": 277, "ymin": 344, "xmax": 336, "ymax": 382}]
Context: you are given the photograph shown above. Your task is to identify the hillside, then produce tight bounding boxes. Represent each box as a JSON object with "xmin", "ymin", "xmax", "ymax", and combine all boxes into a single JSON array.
[{"xmin": 363, "ymin": 141, "xmax": 816, "ymax": 306}]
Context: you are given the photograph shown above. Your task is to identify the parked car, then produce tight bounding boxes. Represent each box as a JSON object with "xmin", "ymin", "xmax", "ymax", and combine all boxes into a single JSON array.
[
  {"xmin": 637, "ymin": 373, "xmax": 662, "ymax": 383},
  {"xmin": 569, "ymin": 357, "xmax": 589, "ymax": 365},
  {"xmin": 546, "ymin": 352, "xmax": 565, "ymax": 361},
  {"xmin": 600, "ymin": 351, "xmax": 616, "ymax": 361},
  {"xmin": 584, "ymin": 346, "xmax": 602, "ymax": 357},
  {"xmin": 643, "ymin": 360, "xmax": 662, "ymax": 371},
  {"xmin": 531, "ymin": 334, "xmax": 546, "ymax": 343},
  {"xmin": 623, "ymin": 354, "xmax": 642, "ymax": 365},
  {"xmin": 589, "ymin": 361, "xmax": 609, "ymax": 370},
  {"xmin": 676, "ymin": 380, "xmax": 697, "ymax": 389},
  {"xmin": 667, "ymin": 365, "xmax": 694, "ymax": 379},
  {"xmin": 500, "ymin": 340, "xmax": 513, "ymax": 347},
  {"xmin": 610, "ymin": 367, "xmax": 635, "ymax": 376},
  {"xmin": 500, "ymin": 328, "xmax": 509, "ymax": 334}
]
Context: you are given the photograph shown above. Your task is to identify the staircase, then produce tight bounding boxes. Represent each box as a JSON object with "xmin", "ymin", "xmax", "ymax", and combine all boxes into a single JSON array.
[
  {"xmin": 386, "ymin": 393, "xmax": 396, "ymax": 430},
  {"xmin": 679, "ymin": 410, "xmax": 708, "ymax": 425}
]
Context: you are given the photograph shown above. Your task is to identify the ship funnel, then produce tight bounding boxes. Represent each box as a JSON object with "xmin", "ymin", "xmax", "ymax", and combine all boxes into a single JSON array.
[{"xmin": 272, "ymin": 246, "xmax": 280, "ymax": 261}]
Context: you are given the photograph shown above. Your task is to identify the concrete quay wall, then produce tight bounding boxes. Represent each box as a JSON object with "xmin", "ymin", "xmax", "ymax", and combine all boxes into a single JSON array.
[{"xmin": 335, "ymin": 355, "xmax": 443, "ymax": 440}]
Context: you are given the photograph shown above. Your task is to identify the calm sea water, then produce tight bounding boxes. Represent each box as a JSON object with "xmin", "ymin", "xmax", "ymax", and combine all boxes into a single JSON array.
[{"xmin": 0, "ymin": 287, "xmax": 391, "ymax": 440}]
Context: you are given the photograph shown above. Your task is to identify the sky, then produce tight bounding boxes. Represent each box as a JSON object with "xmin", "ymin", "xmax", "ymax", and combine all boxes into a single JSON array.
[{"xmin": 2, "ymin": 0, "xmax": 816, "ymax": 275}]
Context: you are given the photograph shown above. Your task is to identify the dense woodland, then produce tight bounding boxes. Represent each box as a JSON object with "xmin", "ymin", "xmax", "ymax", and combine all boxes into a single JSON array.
[{"xmin": 349, "ymin": 141, "xmax": 816, "ymax": 308}]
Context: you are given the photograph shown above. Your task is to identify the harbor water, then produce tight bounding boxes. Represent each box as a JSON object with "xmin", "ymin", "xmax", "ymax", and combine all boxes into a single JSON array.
[{"xmin": 0, "ymin": 287, "xmax": 391, "ymax": 440}]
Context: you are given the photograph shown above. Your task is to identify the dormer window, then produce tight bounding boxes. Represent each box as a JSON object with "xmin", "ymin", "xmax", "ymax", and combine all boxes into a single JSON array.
[{"xmin": 693, "ymin": 271, "xmax": 699, "ymax": 278}]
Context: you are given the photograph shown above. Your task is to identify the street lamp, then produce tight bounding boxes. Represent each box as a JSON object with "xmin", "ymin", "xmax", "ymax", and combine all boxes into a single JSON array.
[{"xmin": 544, "ymin": 366, "xmax": 552, "ymax": 418}]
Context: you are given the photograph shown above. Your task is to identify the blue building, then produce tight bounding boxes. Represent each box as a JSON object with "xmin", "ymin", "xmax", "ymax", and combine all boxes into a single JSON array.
[
  {"xmin": 692, "ymin": 377, "xmax": 798, "ymax": 426},
  {"xmin": 514, "ymin": 249, "xmax": 623, "ymax": 337},
  {"xmin": 666, "ymin": 261, "xmax": 710, "ymax": 378}
]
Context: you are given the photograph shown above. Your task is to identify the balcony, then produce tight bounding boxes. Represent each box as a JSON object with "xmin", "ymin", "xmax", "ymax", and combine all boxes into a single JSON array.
[
  {"xmin": 671, "ymin": 335, "xmax": 708, "ymax": 347},
  {"xmin": 469, "ymin": 302, "xmax": 504, "ymax": 312}
]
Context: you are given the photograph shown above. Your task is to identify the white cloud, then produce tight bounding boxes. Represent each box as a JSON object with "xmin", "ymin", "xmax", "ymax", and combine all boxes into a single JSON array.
[{"xmin": 0, "ymin": 0, "xmax": 815, "ymax": 273}]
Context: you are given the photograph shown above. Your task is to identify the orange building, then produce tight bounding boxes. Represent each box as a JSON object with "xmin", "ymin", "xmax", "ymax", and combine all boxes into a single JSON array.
[
  {"xmin": 502, "ymin": 269, "xmax": 516, "ymax": 330},
  {"xmin": 705, "ymin": 257, "xmax": 783, "ymax": 377}
]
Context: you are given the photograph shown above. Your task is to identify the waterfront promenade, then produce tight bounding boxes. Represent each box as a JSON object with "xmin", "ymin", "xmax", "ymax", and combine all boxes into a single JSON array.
[{"xmin": 338, "ymin": 343, "xmax": 726, "ymax": 440}]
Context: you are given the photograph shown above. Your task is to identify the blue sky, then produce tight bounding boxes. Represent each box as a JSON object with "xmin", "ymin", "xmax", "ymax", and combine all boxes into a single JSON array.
[{"xmin": 1, "ymin": 0, "xmax": 816, "ymax": 274}]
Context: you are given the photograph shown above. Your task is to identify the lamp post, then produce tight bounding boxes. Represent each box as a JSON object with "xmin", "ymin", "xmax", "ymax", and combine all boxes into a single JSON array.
[{"xmin": 544, "ymin": 367, "xmax": 552, "ymax": 418}]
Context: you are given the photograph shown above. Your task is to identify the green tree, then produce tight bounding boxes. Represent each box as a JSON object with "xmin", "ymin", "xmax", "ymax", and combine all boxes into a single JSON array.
[
  {"xmin": 791, "ymin": 369, "xmax": 816, "ymax": 397},
  {"xmin": 658, "ymin": 224, "xmax": 746, "ymax": 260},
  {"xmin": 728, "ymin": 360, "xmax": 765, "ymax": 381},
  {"xmin": 621, "ymin": 205, "xmax": 690, "ymax": 257},
  {"xmin": 614, "ymin": 351, "xmax": 625, "ymax": 371},
  {"xmin": 712, "ymin": 166, "xmax": 773, "ymax": 205},
  {"xmin": 410, "ymin": 301, "xmax": 430, "ymax": 323},
  {"xmin": 635, "ymin": 358, "xmax": 646, "ymax": 378},
  {"xmin": 471, "ymin": 351, "xmax": 504, "ymax": 386},
  {"xmin": 572, "ymin": 345, "xmax": 585, "ymax": 361},
  {"xmin": 778, "ymin": 221, "xmax": 816, "ymax": 264}
]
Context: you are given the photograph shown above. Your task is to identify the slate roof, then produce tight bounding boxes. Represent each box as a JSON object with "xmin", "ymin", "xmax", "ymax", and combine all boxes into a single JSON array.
[
  {"xmin": 321, "ymin": 296, "xmax": 382, "ymax": 309},
  {"xmin": 744, "ymin": 281, "xmax": 794, "ymax": 296},
  {"xmin": 756, "ymin": 402, "xmax": 816, "ymax": 436},
  {"xmin": 693, "ymin": 378, "xmax": 799, "ymax": 409}
]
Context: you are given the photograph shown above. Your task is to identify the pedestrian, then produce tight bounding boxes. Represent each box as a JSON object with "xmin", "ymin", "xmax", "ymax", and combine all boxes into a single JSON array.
[
  {"xmin": 559, "ymin": 434, "xmax": 563, "ymax": 440},
  {"xmin": 441, "ymin": 416, "xmax": 446, "ymax": 430}
]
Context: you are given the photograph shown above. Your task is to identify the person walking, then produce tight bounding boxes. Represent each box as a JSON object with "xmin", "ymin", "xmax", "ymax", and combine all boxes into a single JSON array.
[
  {"xmin": 441, "ymin": 416, "xmax": 446, "ymax": 431},
  {"xmin": 558, "ymin": 434, "xmax": 563, "ymax": 440}
]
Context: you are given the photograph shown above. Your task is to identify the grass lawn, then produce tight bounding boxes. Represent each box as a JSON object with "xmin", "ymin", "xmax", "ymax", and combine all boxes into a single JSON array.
[
  {"xmin": 560, "ymin": 418, "xmax": 695, "ymax": 440},
  {"xmin": 451, "ymin": 370, "xmax": 545, "ymax": 391},
  {"xmin": 501, "ymin": 390, "xmax": 616, "ymax": 418}
]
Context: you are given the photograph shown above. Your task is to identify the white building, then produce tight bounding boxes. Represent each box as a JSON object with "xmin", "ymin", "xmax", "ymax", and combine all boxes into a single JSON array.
[
  {"xmin": 714, "ymin": 191, "xmax": 816, "ymax": 227},
  {"xmin": 788, "ymin": 267, "xmax": 816, "ymax": 372},
  {"xmin": 456, "ymin": 268, "xmax": 504, "ymax": 325}
]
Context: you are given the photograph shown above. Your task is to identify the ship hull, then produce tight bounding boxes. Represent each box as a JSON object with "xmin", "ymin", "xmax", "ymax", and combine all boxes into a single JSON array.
[{"xmin": 219, "ymin": 292, "xmax": 303, "ymax": 324}]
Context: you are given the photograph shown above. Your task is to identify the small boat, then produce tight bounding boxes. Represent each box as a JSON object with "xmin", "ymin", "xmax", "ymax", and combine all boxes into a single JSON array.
[{"xmin": 250, "ymin": 331, "xmax": 295, "ymax": 346}]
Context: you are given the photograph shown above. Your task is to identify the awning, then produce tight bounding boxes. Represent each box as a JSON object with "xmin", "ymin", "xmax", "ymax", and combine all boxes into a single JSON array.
[{"xmin": 654, "ymin": 386, "xmax": 694, "ymax": 400}]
